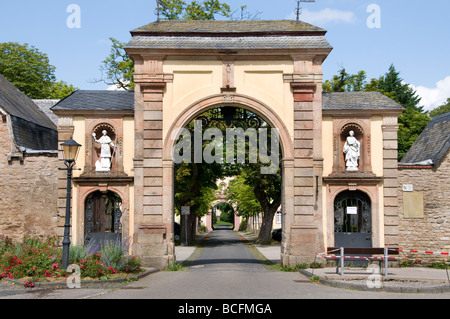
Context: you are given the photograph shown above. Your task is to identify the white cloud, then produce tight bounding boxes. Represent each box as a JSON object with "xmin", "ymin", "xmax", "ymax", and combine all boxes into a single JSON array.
[
  {"xmin": 410, "ymin": 76, "xmax": 450, "ymax": 112},
  {"xmin": 288, "ymin": 8, "xmax": 356, "ymax": 25},
  {"xmin": 107, "ymin": 79, "xmax": 129, "ymax": 91},
  {"xmin": 107, "ymin": 84, "xmax": 126, "ymax": 91}
]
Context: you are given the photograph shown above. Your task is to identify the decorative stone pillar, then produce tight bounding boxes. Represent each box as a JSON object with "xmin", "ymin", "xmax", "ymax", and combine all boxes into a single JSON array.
[
  {"xmin": 132, "ymin": 55, "xmax": 174, "ymax": 268},
  {"xmin": 382, "ymin": 117, "xmax": 400, "ymax": 247},
  {"xmin": 284, "ymin": 71, "xmax": 325, "ymax": 265}
]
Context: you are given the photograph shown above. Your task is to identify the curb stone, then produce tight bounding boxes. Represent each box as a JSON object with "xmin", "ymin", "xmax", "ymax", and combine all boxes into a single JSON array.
[
  {"xmin": 298, "ymin": 269, "xmax": 450, "ymax": 294},
  {"xmin": 1, "ymin": 268, "xmax": 159, "ymax": 289}
]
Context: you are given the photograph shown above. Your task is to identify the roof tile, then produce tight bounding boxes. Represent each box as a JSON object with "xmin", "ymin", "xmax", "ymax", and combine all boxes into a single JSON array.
[{"xmin": 400, "ymin": 112, "xmax": 450, "ymax": 166}]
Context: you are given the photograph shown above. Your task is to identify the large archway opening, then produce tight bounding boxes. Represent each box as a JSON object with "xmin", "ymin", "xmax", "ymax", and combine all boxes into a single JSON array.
[
  {"xmin": 211, "ymin": 201, "xmax": 235, "ymax": 230},
  {"xmin": 167, "ymin": 96, "xmax": 293, "ymax": 262}
]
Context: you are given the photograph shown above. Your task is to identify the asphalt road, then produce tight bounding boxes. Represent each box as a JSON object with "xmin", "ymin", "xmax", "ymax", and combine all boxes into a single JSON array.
[{"xmin": 1, "ymin": 226, "xmax": 450, "ymax": 304}]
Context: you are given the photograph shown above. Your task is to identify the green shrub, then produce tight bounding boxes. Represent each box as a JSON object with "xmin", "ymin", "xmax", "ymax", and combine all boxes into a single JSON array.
[
  {"xmin": 100, "ymin": 239, "xmax": 125, "ymax": 269},
  {"xmin": 0, "ymin": 235, "xmax": 62, "ymax": 280},
  {"xmin": 429, "ymin": 262, "xmax": 450, "ymax": 269},
  {"xmin": 166, "ymin": 261, "xmax": 184, "ymax": 271},
  {"xmin": 79, "ymin": 253, "xmax": 105, "ymax": 278},
  {"xmin": 272, "ymin": 263, "xmax": 308, "ymax": 272},
  {"xmin": 0, "ymin": 235, "xmax": 13, "ymax": 255},
  {"xmin": 309, "ymin": 262, "xmax": 324, "ymax": 269},
  {"xmin": 120, "ymin": 256, "xmax": 142, "ymax": 273},
  {"xmin": 238, "ymin": 219, "xmax": 248, "ymax": 231},
  {"xmin": 69, "ymin": 245, "xmax": 89, "ymax": 265},
  {"xmin": 0, "ymin": 235, "xmax": 142, "ymax": 281}
]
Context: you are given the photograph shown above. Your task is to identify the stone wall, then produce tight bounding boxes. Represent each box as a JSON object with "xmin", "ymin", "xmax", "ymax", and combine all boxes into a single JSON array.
[
  {"xmin": 398, "ymin": 154, "xmax": 450, "ymax": 256},
  {"xmin": 0, "ymin": 119, "xmax": 59, "ymax": 241}
]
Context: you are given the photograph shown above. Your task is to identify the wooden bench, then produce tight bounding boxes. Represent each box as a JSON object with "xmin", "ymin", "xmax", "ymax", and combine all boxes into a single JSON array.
[{"xmin": 325, "ymin": 247, "xmax": 399, "ymax": 276}]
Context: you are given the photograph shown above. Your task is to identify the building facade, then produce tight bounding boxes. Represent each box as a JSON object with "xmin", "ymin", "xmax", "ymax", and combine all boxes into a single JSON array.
[
  {"xmin": 0, "ymin": 74, "xmax": 59, "ymax": 240},
  {"xmin": 50, "ymin": 20, "xmax": 404, "ymax": 268},
  {"xmin": 398, "ymin": 112, "xmax": 450, "ymax": 254}
]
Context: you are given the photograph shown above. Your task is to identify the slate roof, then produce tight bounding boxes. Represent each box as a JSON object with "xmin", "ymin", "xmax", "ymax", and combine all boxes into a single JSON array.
[
  {"xmin": 322, "ymin": 92, "xmax": 404, "ymax": 111},
  {"xmin": 51, "ymin": 90, "xmax": 135, "ymax": 111},
  {"xmin": 0, "ymin": 74, "xmax": 58, "ymax": 152},
  {"xmin": 33, "ymin": 99, "xmax": 59, "ymax": 126},
  {"xmin": 131, "ymin": 20, "xmax": 327, "ymax": 35},
  {"xmin": 126, "ymin": 35, "xmax": 331, "ymax": 51},
  {"xmin": 400, "ymin": 112, "xmax": 450, "ymax": 166},
  {"xmin": 54, "ymin": 91, "xmax": 406, "ymax": 114},
  {"xmin": 0, "ymin": 74, "xmax": 56, "ymax": 130},
  {"xmin": 126, "ymin": 20, "xmax": 332, "ymax": 51}
]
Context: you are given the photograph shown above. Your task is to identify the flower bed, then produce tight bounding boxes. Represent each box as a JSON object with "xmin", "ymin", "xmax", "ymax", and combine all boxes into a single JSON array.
[{"xmin": 0, "ymin": 234, "xmax": 142, "ymax": 288}]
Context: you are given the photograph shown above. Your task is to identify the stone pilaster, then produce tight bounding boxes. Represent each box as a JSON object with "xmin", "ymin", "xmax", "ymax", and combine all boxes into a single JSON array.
[
  {"xmin": 284, "ymin": 76, "xmax": 324, "ymax": 265},
  {"xmin": 132, "ymin": 57, "xmax": 174, "ymax": 268},
  {"xmin": 382, "ymin": 117, "xmax": 400, "ymax": 247},
  {"xmin": 56, "ymin": 123, "xmax": 75, "ymax": 238}
]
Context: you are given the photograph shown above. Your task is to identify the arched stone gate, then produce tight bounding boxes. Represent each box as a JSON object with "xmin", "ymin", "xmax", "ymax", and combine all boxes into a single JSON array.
[
  {"xmin": 125, "ymin": 20, "xmax": 332, "ymax": 268},
  {"xmin": 53, "ymin": 20, "xmax": 402, "ymax": 270},
  {"xmin": 206, "ymin": 198, "xmax": 240, "ymax": 232}
]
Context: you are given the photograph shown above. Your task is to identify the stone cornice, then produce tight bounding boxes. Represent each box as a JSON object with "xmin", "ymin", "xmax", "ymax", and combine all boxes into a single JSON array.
[
  {"xmin": 290, "ymin": 82, "xmax": 317, "ymax": 102},
  {"xmin": 52, "ymin": 109, "xmax": 134, "ymax": 117},
  {"xmin": 323, "ymin": 109, "xmax": 404, "ymax": 117},
  {"xmin": 323, "ymin": 172, "xmax": 383, "ymax": 185}
]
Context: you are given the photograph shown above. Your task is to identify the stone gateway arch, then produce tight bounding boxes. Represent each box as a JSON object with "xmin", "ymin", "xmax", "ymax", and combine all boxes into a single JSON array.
[
  {"xmin": 53, "ymin": 20, "xmax": 403, "ymax": 269},
  {"xmin": 125, "ymin": 20, "xmax": 332, "ymax": 268}
]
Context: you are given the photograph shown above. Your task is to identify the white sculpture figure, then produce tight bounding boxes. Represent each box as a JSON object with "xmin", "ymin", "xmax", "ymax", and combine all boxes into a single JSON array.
[
  {"xmin": 92, "ymin": 130, "xmax": 115, "ymax": 171},
  {"xmin": 343, "ymin": 131, "xmax": 360, "ymax": 171}
]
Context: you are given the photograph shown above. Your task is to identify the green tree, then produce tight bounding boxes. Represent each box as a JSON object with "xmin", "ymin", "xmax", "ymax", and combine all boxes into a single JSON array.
[
  {"xmin": 157, "ymin": 0, "xmax": 185, "ymax": 20},
  {"xmin": 216, "ymin": 202, "xmax": 234, "ymax": 224},
  {"xmin": 0, "ymin": 42, "xmax": 77, "ymax": 99},
  {"xmin": 47, "ymin": 80, "xmax": 78, "ymax": 99},
  {"xmin": 226, "ymin": 120, "xmax": 282, "ymax": 244},
  {"xmin": 324, "ymin": 65, "xmax": 430, "ymax": 160},
  {"xmin": 175, "ymin": 160, "xmax": 223, "ymax": 244},
  {"xmin": 324, "ymin": 65, "xmax": 423, "ymax": 112},
  {"xmin": 97, "ymin": 1, "xmax": 254, "ymax": 90},
  {"xmin": 173, "ymin": 110, "xmax": 230, "ymax": 243},
  {"xmin": 429, "ymin": 98, "xmax": 450, "ymax": 118},
  {"xmin": 323, "ymin": 68, "xmax": 367, "ymax": 92},
  {"xmin": 377, "ymin": 65, "xmax": 423, "ymax": 112},
  {"xmin": 373, "ymin": 65, "xmax": 429, "ymax": 159},
  {"xmin": 0, "ymin": 42, "xmax": 55, "ymax": 98},
  {"xmin": 96, "ymin": 38, "xmax": 134, "ymax": 91},
  {"xmin": 157, "ymin": 0, "xmax": 231, "ymax": 20},
  {"xmin": 241, "ymin": 164, "xmax": 281, "ymax": 244},
  {"xmin": 226, "ymin": 174, "xmax": 262, "ymax": 223},
  {"xmin": 398, "ymin": 107, "xmax": 431, "ymax": 160}
]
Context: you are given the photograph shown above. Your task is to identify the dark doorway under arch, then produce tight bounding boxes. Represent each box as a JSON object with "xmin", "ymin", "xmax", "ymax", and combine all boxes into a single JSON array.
[
  {"xmin": 84, "ymin": 190, "xmax": 122, "ymax": 250},
  {"xmin": 334, "ymin": 190, "xmax": 372, "ymax": 248}
]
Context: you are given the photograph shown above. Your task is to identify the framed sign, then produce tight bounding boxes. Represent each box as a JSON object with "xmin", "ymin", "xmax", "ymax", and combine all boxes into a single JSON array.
[
  {"xmin": 181, "ymin": 206, "xmax": 190, "ymax": 216},
  {"xmin": 346, "ymin": 207, "xmax": 357, "ymax": 215}
]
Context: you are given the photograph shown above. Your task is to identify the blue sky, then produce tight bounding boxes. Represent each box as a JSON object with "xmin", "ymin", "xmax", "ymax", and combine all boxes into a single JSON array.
[{"xmin": 0, "ymin": 0, "xmax": 449, "ymax": 111}]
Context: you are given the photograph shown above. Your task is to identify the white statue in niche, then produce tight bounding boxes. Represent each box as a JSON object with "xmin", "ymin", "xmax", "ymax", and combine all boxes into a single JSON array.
[
  {"xmin": 92, "ymin": 130, "xmax": 115, "ymax": 171},
  {"xmin": 343, "ymin": 130, "xmax": 360, "ymax": 171}
]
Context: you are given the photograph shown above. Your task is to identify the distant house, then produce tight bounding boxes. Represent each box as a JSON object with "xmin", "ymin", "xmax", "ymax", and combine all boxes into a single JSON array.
[
  {"xmin": 0, "ymin": 74, "xmax": 59, "ymax": 240},
  {"xmin": 398, "ymin": 112, "xmax": 450, "ymax": 252}
]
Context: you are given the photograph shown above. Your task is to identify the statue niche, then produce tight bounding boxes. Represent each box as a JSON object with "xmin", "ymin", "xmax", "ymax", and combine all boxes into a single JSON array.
[
  {"xmin": 343, "ymin": 130, "xmax": 360, "ymax": 171},
  {"xmin": 340, "ymin": 124, "xmax": 363, "ymax": 172},
  {"xmin": 92, "ymin": 124, "xmax": 116, "ymax": 172}
]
